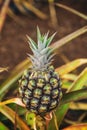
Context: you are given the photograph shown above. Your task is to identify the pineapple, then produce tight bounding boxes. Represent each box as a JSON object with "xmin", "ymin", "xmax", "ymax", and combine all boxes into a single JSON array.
[{"xmin": 19, "ymin": 27, "xmax": 62, "ymax": 116}]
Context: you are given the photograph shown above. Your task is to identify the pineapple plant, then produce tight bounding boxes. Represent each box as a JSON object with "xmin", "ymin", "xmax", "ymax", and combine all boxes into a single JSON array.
[{"xmin": 18, "ymin": 27, "xmax": 62, "ymax": 116}]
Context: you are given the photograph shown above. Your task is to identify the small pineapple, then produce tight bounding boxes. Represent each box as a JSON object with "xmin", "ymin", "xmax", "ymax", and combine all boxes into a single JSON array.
[{"xmin": 19, "ymin": 27, "xmax": 62, "ymax": 115}]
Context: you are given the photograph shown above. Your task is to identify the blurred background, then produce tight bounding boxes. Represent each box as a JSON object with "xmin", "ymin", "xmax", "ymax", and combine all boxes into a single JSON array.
[{"xmin": 0, "ymin": 0, "xmax": 87, "ymax": 74}]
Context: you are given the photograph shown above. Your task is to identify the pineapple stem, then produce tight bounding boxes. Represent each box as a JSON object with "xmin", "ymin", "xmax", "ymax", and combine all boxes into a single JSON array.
[{"xmin": 53, "ymin": 111, "xmax": 59, "ymax": 130}]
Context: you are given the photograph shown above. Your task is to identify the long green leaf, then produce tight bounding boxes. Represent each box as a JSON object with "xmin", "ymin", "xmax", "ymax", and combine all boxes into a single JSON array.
[
  {"xmin": 48, "ymin": 104, "xmax": 69, "ymax": 130},
  {"xmin": 70, "ymin": 102, "xmax": 87, "ymax": 110},
  {"xmin": 58, "ymin": 68, "xmax": 87, "ymax": 125},
  {"xmin": 0, "ymin": 122, "xmax": 9, "ymax": 130},
  {"xmin": 56, "ymin": 59, "xmax": 87, "ymax": 76},
  {"xmin": 67, "ymin": 67, "xmax": 87, "ymax": 92},
  {"xmin": 0, "ymin": 67, "xmax": 8, "ymax": 73},
  {"xmin": 62, "ymin": 80, "xmax": 72, "ymax": 89},
  {"xmin": 60, "ymin": 89, "xmax": 87, "ymax": 106},
  {"xmin": 0, "ymin": 59, "xmax": 30, "ymax": 100},
  {"xmin": 21, "ymin": 1, "xmax": 48, "ymax": 19},
  {"xmin": 51, "ymin": 26, "xmax": 87, "ymax": 50},
  {"xmin": 56, "ymin": 3, "xmax": 87, "ymax": 20},
  {"xmin": 62, "ymin": 73, "xmax": 77, "ymax": 81},
  {"xmin": 0, "ymin": 105, "xmax": 30, "ymax": 130},
  {"xmin": 0, "ymin": 0, "xmax": 10, "ymax": 33}
]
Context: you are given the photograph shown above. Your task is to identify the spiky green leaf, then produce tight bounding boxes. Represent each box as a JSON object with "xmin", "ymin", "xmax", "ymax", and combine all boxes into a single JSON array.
[
  {"xmin": 46, "ymin": 32, "xmax": 56, "ymax": 47},
  {"xmin": 27, "ymin": 35, "xmax": 37, "ymax": 50}
]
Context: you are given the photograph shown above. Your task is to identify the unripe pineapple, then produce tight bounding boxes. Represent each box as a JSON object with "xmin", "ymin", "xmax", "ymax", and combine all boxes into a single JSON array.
[{"xmin": 19, "ymin": 27, "xmax": 62, "ymax": 115}]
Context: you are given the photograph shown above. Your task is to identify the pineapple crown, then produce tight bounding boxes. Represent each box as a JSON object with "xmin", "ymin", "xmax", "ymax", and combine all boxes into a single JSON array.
[{"xmin": 27, "ymin": 27, "xmax": 56, "ymax": 71}]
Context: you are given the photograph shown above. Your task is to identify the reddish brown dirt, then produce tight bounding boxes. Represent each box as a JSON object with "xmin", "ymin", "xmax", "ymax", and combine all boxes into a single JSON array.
[{"xmin": 0, "ymin": 0, "xmax": 87, "ymax": 78}]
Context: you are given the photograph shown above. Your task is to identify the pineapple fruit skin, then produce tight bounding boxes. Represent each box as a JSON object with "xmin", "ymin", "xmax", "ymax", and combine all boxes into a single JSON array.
[{"xmin": 19, "ymin": 66, "xmax": 62, "ymax": 115}]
